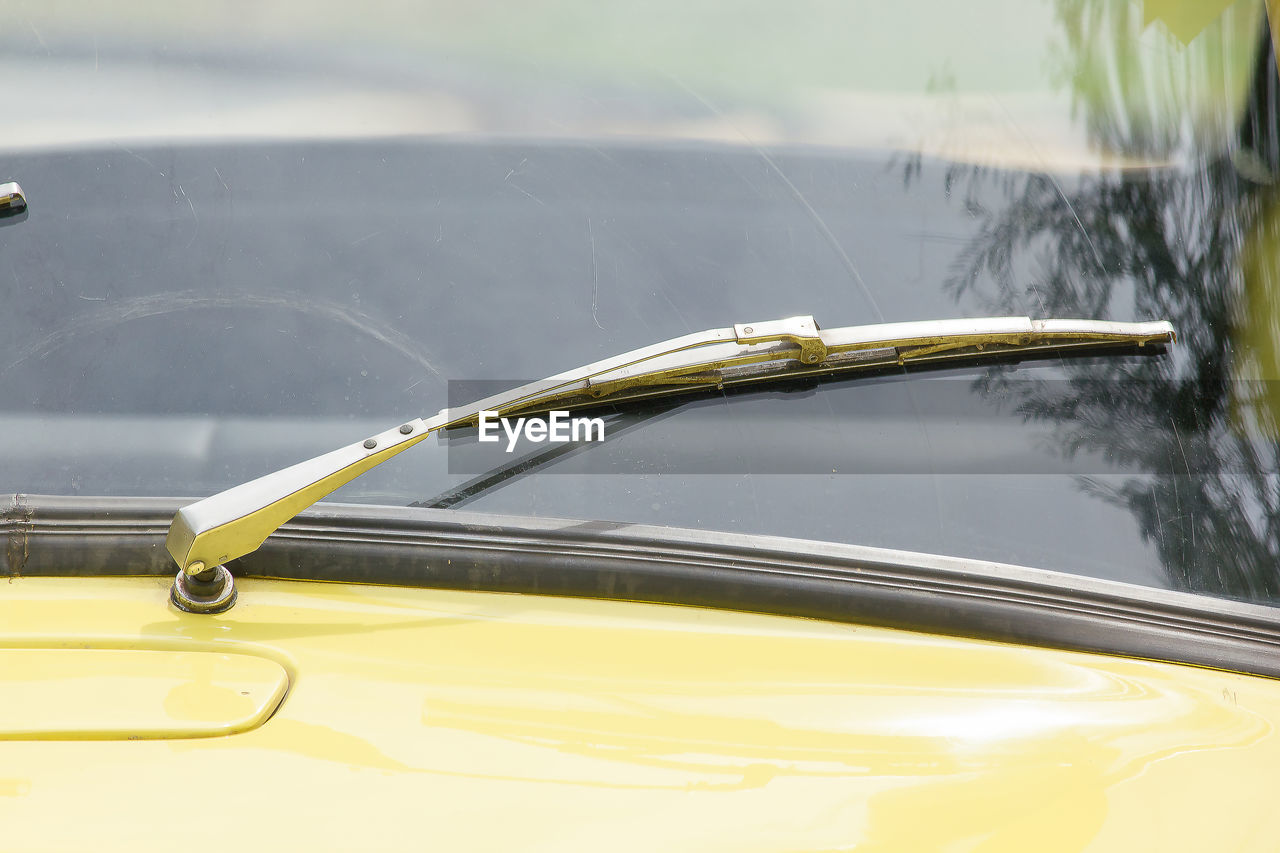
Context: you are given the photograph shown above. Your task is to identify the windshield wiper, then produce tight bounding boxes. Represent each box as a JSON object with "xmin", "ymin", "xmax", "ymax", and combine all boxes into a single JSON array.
[{"xmin": 164, "ymin": 314, "xmax": 1174, "ymax": 613}]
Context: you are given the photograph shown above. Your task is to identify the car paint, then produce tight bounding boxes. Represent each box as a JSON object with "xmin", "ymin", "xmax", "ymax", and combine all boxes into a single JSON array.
[
  {"xmin": 2, "ymin": 576, "xmax": 1277, "ymax": 850},
  {"xmin": 0, "ymin": 647, "xmax": 287, "ymax": 739}
]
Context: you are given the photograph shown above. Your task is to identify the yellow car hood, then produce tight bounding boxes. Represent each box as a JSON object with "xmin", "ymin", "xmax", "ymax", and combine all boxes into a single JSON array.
[{"xmin": 2, "ymin": 576, "xmax": 1277, "ymax": 851}]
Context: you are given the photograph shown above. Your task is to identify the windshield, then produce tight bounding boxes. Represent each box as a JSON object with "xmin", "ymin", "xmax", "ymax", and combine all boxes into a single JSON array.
[{"xmin": 4, "ymin": 0, "xmax": 1278, "ymax": 605}]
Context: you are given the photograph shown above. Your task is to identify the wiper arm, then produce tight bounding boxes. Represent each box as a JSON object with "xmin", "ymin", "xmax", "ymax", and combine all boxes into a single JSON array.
[{"xmin": 164, "ymin": 315, "xmax": 1174, "ymax": 613}]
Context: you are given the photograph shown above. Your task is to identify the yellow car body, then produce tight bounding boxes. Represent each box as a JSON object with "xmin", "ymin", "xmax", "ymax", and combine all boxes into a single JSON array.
[{"xmin": 3, "ymin": 574, "xmax": 1279, "ymax": 851}]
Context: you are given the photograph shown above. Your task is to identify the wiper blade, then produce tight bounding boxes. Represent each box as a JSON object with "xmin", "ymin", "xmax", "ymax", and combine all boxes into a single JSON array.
[{"xmin": 164, "ymin": 315, "xmax": 1174, "ymax": 612}]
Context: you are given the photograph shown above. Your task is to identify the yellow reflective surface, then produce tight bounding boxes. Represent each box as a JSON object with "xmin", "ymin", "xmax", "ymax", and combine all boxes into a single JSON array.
[
  {"xmin": 0, "ymin": 648, "xmax": 288, "ymax": 739},
  {"xmin": 2, "ymin": 577, "xmax": 1279, "ymax": 850}
]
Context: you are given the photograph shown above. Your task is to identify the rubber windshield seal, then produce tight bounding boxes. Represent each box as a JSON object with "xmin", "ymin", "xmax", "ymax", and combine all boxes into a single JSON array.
[{"xmin": 5, "ymin": 492, "xmax": 1280, "ymax": 680}]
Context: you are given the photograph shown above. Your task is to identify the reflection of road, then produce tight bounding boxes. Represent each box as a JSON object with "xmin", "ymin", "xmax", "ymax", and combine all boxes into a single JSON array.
[
  {"xmin": 1, "ymin": 50, "xmax": 1182, "ymax": 169},
  {"xmin": 0, "ymin": 57, "xmax": 479, "ymax": 153},
  {"xmin": 6, "ymin": 0, "xmax": 1252, "ymax": 167}
]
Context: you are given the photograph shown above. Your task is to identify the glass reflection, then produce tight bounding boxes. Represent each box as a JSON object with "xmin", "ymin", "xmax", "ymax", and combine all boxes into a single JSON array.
[{"xmin": 916, "ymin": 4, "xmax": 1280, "ymax": 601}]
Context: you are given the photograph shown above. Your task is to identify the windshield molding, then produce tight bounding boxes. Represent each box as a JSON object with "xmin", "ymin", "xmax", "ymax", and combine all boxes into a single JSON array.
[{"xmin": 6, "ymin": 493, "xmax": 1279, "ymax": 680}]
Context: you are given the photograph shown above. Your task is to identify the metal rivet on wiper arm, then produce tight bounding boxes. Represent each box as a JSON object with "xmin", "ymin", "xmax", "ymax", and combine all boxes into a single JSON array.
[{"xmin": 0, "ymin": 182, "xmax": 26, "ymax": 212}]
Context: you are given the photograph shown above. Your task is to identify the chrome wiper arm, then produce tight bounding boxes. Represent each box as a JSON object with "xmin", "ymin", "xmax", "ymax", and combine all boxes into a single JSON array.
[
  {"xmin": 457, "ymin": 316, "xmax": 1178, "ymax": 419},
  {"xmin": 164, "ymin": 315, "xmax": 1174, "ymax": 612}
]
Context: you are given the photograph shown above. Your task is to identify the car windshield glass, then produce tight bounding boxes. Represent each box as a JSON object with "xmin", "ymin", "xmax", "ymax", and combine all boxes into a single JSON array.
[{"xmin": 4, "ymin": 0, "xmax": 1279, "ymax": 606}]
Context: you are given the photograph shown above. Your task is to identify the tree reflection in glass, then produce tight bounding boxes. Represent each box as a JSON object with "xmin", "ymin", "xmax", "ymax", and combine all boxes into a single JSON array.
[{"xmin": 914, "ymin": 2, "xmax": 1280, "ymax": 602}]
